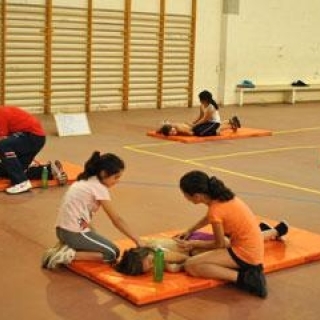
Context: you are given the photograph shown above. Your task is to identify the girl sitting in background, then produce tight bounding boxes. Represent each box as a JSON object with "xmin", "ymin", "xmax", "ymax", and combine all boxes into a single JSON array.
[{"xmin": 157, "ymin": 90, "xmax": 241, "ymax": 137}]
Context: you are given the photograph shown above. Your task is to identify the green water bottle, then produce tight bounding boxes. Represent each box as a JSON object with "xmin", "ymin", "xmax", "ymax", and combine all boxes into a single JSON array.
[
  {"xmin": 153, "ymin": 247, "xmax": 164, "ymax": 282},
  {"xmin": 41, "ymin": 166, "xmax": 49, "ymax": 189}
]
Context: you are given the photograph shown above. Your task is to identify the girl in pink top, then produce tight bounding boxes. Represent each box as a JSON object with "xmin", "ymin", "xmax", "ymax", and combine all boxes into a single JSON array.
[
  {"xmin": 175, "ymin": 171, "xmax": 287, "ymax": 298},
  {"xmin": 42, "ymin": 151, "xmax": 142, "ymax": 269}
]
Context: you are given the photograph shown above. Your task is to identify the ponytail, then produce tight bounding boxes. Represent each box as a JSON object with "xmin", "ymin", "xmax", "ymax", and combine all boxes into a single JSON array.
[
  {"xmin": 198, "ymin": 90, "xmax": 219, "ymax": 110},
  {"xmin": 180, "ymin": 170, "xmax": 234, "ymax": 202},
  {"xmin": 207, "ymin": 176, "xmax": 234, "ymax": 201},
  {"xmin": 77, "ymin": 151, "xmax": 125, "ymax": 181}
]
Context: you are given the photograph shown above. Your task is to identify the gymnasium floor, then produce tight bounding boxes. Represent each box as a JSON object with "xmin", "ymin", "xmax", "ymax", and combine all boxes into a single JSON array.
[{"xmin": 1, "ymin": 102, "xmax": 320, "ymax": 320}]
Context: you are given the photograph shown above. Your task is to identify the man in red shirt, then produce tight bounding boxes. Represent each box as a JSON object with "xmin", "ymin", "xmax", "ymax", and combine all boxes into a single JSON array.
[{"xmin": 0, "ymin": 106, "xmax": 46, "ymax": 194}]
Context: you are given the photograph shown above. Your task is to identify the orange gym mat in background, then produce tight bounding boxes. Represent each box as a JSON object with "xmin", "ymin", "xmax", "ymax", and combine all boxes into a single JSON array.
[
  {"xmin": 147, "ymin": 127, "xmax": 272, "ymax": 143},
  {"xmin": 67, "ymin": 222, "xmax": 320, "ymax": 305},
  {"xmin": 0, "ymin": 161, "xmax": 82, "ymax": 191}
]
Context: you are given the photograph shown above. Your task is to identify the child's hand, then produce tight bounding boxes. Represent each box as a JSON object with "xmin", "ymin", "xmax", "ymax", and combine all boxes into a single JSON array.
[
  {"xmin": 175, "ymin": 239, "xmax": 194, "ymax": 251},
  {"xmin": 172, "ymin": 231, "xmax": 191, "ymax": 241}
]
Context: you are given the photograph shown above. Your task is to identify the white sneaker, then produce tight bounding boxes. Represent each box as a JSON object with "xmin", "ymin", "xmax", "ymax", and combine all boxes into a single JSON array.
[
  {"xmin": 46, "ymin": 245, "xmax": 76, "ymax": 269},
  {"xmin": 41, "ymin": 241, "xmax": 64, "ymax": 269},
  {"xmin": 5, "ymin": 180, "xmax": 32, "ymax": 194}
]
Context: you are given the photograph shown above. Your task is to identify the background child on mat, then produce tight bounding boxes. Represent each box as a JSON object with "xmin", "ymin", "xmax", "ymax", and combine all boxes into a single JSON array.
[
  {"xmin": 42, "ymin": 151, "xmax": 142, "ymax": 269},
  {"xmin": 192, "ymin": 90, "xmax": 223, "ymax": 137},
  {"xmin": 157, "ymin": 90, "xmax": 241, "ymax": 137},
  {"xmin": 174, "ymin": 170, "xmax": 287, "ymax": 298},
  {"xmin": 157, "ymin": 116, "xmax": 240, "ymax": 137},
  {"xmin": 0, "ymin": 105, "xmax": 66, "ymax": 194}
]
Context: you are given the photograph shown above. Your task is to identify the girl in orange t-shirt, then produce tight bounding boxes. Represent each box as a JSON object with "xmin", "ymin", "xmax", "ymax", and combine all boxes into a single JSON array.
[{"xmin": 176, "ymin": 170, "xmax": 287, "ymax": 298}]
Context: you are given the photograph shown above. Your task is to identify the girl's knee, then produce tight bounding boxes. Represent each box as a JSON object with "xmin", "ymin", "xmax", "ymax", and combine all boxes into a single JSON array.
[
  {"xmin": 114, "ymin": 246, "xmax": 120, "ymax": 259},
  {"xmin": 184, "ymin": 259, "xmax": 198, "ymax": 276},
  {"xmin": 103, "ymin": 245, "xmax": 120, "ymax": 262}
]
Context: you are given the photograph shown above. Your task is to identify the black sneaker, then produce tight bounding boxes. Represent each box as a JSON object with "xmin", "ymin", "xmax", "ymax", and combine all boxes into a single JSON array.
[
  {"xmin": 229, "ymin": 118, "xmax": 238, "ymax": 132},
  {"xmin": 237, "ymin": 266, "xmax": 268, "ymax": 298},
  {"xmin": 232, "ymin": 116, "xmax": 241, "ymax": 128},
  {"xmin": 259, "ymin": 222, "xmax": 272, "ymax": 232},
  {"xmin": 274, "ymin": 221, "xmax": 289, "ymax": 237}
]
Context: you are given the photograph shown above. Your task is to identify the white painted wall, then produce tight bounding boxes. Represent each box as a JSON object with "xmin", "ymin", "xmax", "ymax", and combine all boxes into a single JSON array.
[
  {"xmin": 221, "ymin": 0, "xmax": 320, "ymax": 104},
  {"xmin": 3, "ymin": 0, "xmax": 320, "ymax": 107},
  {"xmin": 193, "ymin": 0, "xmax": 222, "ymax": 106}
]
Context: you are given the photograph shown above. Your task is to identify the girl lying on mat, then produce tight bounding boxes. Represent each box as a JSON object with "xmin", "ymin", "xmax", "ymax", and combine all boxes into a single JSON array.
[
  {"xmin": 41, "ymin": 151, "xmax": 143, "ymax": 270},
  {"xmin": 115, "ymin": 221, "xmax": 287, "ymax": 278},
  {"xmin": 157, "ymin": 90, "xmax": 241, "ymax": 137},
  {"xmin": 116, "ymin": 171, "xmax": 289, "ymax": 299}
]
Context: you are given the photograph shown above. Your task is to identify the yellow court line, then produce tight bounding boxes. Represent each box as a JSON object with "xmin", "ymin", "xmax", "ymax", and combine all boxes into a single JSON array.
[
  {"xmin": 201, "ymin": 163, "xmax": 320, "ymax": 196},
  {"xmin": 124, "ymin": 145, "xmax": 191, "ymax": 164},
  {"xmin": 274, "ymin": 126, "xmax": 320, "ymax": 135},
  {"xmin": 126, "ymin": 141, "xmax": 176, "ymax": 148},
  {"xmin": 124, "ymin": 145, "xmax": 320, "ymax": 196},
  {"xmin": 188, "ymin": 145, "xmax": 320, "ymax": 161}
]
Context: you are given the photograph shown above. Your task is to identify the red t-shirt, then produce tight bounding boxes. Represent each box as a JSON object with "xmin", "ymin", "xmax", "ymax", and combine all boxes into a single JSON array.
[
  {"xmin": 207, "ymin": 197, "xmax": 264, "ymax": 265},
  {"xmin": 0, "ymin": 106, "xmax": 45, "ymax": 137}
]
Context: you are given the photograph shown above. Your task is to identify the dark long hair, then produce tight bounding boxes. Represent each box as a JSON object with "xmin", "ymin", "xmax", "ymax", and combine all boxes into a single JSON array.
[
  {"xmin": 158, "ymin": 124, "xmax": 172, "ymax": 136},
  {"xmin": 198, "ymin": 90, "xmax": 219, "ymax": 110},
  {"xmin": 115, "ymin": 247, "xmax": 153, "ymax": 276},
  {"xmin": 180, "ymin": 170, "xmax": 234, "ymax": 202},
  {"xmin": 77, "ymin": 151, "xmax": 125, "ymax": 181}
]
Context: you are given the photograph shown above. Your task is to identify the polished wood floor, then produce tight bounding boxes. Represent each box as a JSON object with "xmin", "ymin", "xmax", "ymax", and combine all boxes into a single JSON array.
[{"xmin": 1, "ymin": 102, "xmax": 320, "ymax": 320}]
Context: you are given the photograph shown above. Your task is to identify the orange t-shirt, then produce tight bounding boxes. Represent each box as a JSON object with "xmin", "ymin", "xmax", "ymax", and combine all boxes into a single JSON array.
[{"xmin": 207, "ymin": 197, "xmax": 264, "ymax": 265}]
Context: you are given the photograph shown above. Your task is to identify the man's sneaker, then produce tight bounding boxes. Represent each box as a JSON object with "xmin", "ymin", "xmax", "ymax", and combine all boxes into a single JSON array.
[
  {"xmin": 275, "ymin": 221, "xmax": 289, "ymax": 237},
  {"xmin": 5, "ymin": 180, "xmax": 32, "ymax": 194},
  {"xmin": 237, "ymin": 265, "xmax": 268, "ymax": 298},
  {"xmin": 46, "ymin": 245, "xmax": 76, "ymax": 269},
  {"xmin": 232, "ymin": 116, "xmax": 241, "ymax": 128},
  {"xmin": 51, "ymin": 160, "xmax": 68, "ymax": 186},
  {"xmin": 41, "ymin": 241, "xmax": 64, "ymax": 269}
]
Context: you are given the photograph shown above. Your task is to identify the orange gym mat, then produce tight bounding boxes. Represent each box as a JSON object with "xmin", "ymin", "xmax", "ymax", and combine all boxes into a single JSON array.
[
  {"xmin": 67, "ymin": 222, "xmax": 320, "ymax": 305},
  {"xmin": 147, "ymin": 127, "xmax": 272, "ymax": 143},
  {"xmin": 0, "ymin": 161, "xmax": 82, "ymax": 191}
]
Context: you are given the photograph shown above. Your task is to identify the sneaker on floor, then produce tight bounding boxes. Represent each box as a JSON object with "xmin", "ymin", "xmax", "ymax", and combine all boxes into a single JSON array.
[
  {"xmin": 229, "ymin": 118, "xmax": 238, "ymax": 132},
  {"xmin": 5, "ymin": 180, "xmax": 32, "ymax": 194},
  {"xmin": 46, "ymin": 245, "xmax": 76, "ymax": 269},
  {"xmin": 259, "ymin": 222, "xmax": 272, "ymax": 232},
  {"xmin": 237, "ymin": 265, "xmax": 268, "ymax": 298},
  {"xmin": 41, "ymin": 241, "xmax": 64, "ymax": 269},
  {"xmin": 232, "ymin": 116, "xmax": 241, "ymax": 128},
  {"xmin": 275, "ymin": 221, "xmax": 289, "ymax": 237},
  {"xmin": 51, "ymin": 160, "xmax": 68, "ymax": 186}
]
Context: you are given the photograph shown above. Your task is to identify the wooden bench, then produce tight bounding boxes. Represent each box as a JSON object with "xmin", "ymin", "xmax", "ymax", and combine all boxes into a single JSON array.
[{"xmin": 236, "ymin": 84, "xmax": 320, "ymax": 106}]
